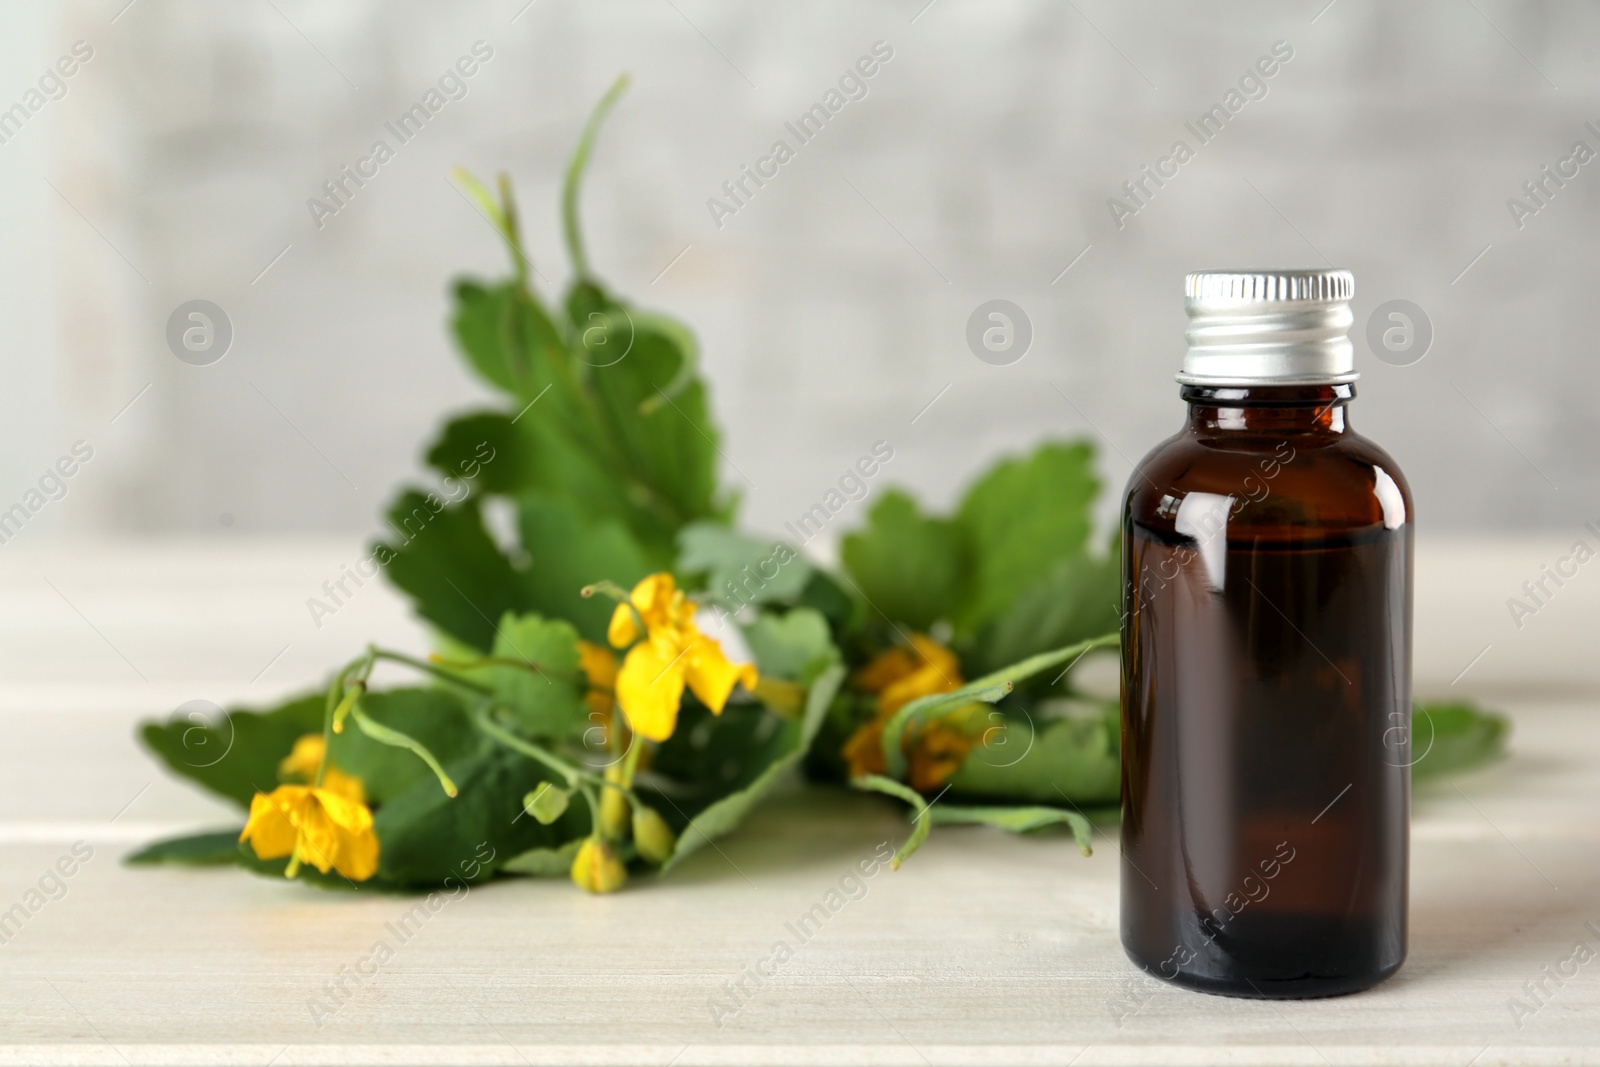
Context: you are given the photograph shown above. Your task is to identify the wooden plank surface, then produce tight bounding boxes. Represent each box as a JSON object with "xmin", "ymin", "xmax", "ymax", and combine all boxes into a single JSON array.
[{"xmin": 0, "ymin": 539, "xmax": 1596, "ymax": 1066}]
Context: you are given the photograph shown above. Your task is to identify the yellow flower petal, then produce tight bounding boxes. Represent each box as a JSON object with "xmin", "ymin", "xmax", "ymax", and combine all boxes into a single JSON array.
[
  {"xmin": 276, "ymin": 732, "xmax": 366, "ymax": 802},
  {"xmin": 294, "ymin": 805, "xmax": 343, "ymax": 875},
  {"xmin": 578, "ymin": 640, "xmax": 618, "ymax": 688},
  {"xmin": 842, "ymin": 719, "xmax": 888, "ymax": 780},
  {"xmin": 240, "ymin": 786, "xmax": 307, "ymax": 859},
  {"xmin": 857, "ymin": 634, "xmax": 963, "ymax": 718},
  {"xmin": 607, "ymin": 603, "xmax": 639, "ymax": 649},
  {"xmin": 854, "ymin": 645, "xmax": 917, "ymax": 694},
  {"xmin": 318, "ymin": 766, "xmax": 367, "ymax": 804},
  {"xmin": 854, "ymin": 634, "xmax": 963, "ymax": 716},
  {"xmin": 321, "ymin": 791, "xmax": 380, "ymax": 881},
  {"xmin": 614, "ymin": 639, "xmax": 687, "ymax": 742},
  {"xmin": 278, "ymin": 735, "xmax": 326, "ymax": 781},
  {"xmin": 683, "ymin": 637, "xmax": 758, "ymax": 715},
  {"xmin": 907, "ymin": 633, "xmax": 961, "ymax": 677},
  {"xmin": 333, "ymin": 829, "xmax": 380, "ymax": 881},
  {"xmin": 879, "ymin": 661, "xmax": 961, "ymax": 718},
  {"xmin": 579, "ymin": 639, "xmax": 619, "ymax": 720},
  {"xmin": 908, "ymin": 721, "xmax": 977, "ymax": 793},
  {"xmin": 628, "ymin": 572, "xmax": 679, "ymax": 629}
]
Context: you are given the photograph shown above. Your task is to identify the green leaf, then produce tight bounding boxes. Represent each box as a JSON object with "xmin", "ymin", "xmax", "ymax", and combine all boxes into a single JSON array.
[
  {"xmin": 480, "ymin": 611, "xmax": 589, "ymax": 740},
  {"xmin": 851, "ymin": 778, "xmax": 1095, "ymax": 869},
  {"xmin": 850, "ymin": 773, "xmax": 935, "ymax": 869},
  {"xmin": 840, "ymin": 490, "xmax": 968, "ymax": 631},
  {"xmin": 880, "ymin": 633, "xmax": 1119, "ymax": 780},
  {"xmin": 376, "ymin": 491, "xmax": 532, "ymax": 652},
  {"xmin": 125, "ymin": 829, "xmax": 246, "ymax": 867},
  {"xmin": 967, "ymin": 547, "xmax": 1120, "ymax": 677},
  {"xmin": 654, "ymin": 663, "xmax": 846, "ymax": 871},
  {"xmin": 947, "ymin": 704, "xmax": 1121, "ymax": 806},
  {"xmin": 328, "ymin": 687, "xmax": 481, "ymax": 804},
  {"xmin": 587, "ymin": 321, "xmax": 720, "ymax": 527},
  {"xmin": 954, "ymin": 442, "xmax": 1099, "ymax": 631},
  {"xmin": 851, "ymin": 771, "xmax": 934, "ymax": 870},
  {"xmin": 679, "ymin": 522, "xmax": 811, "ymax": 608},
  {"xmin": 741, "ymin": 607, "xmax": 841, "ymax": 684},
  {"xmin": 451, "ymin": 279, "xmax": 578, "ymax": 406},
  {"xmin": 139, "ymin": 692, "xmax": 325, "ymax": 808},
  {"xmin": 795, "ymin": 568, "xmax": 859, "ymax": 638},
  {"xmin": 425, "ymin": 362, "xmax": 669, "ymax": 560},
  {"xmin": 373, "ymin": 748, "xmax": 588, "ymax": 887},
  {"xmin": 927, "ymin": 803, "xmax": 1093, "ymax": 855},
  {"xmin": 1411, "ymin": 701, "xmax": 1510, "ymax": 781},
  {"xmin": 524, "ymin": 782, "xmax": 572, "ymax": 825},
  {"xmin": 450, "ymin": 280, "xmax": 632, "ymax": 535},
  {"xmin": 518, "ymin": 494, "xmax": 657, "ymax": 643},
  {"xmin": 451, "ymin": 280, "xmax": 521, "ymax": 395},
  {"xmin": 423, "ymin": 411, "xmax": 536, "ymax": 496},
  {"xmin": 501, "ymin": 838, "xmax": 582, "ymax": 876}
]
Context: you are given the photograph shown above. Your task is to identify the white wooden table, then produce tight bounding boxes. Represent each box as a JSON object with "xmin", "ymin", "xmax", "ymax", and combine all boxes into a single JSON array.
[{"xmin": 1, "ymin": 538, "xmax": 1596, "ymax": 1066}]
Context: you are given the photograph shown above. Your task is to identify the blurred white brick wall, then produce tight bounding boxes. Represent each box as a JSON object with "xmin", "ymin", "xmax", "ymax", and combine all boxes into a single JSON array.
[{"xmin": 3, "ymin": 0, "xmax": 1595, "ymax": 544}]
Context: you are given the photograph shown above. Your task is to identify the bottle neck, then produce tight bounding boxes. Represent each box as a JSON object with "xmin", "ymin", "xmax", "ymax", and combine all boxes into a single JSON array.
[{"xmin": 1180, "ymin": 383, "xmax": 1353, "ymax": 436}]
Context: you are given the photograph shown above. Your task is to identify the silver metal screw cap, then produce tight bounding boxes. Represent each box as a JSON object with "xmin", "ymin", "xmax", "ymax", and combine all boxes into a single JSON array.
[{"xmin": 1179, "ymin": 268, "xmax": 1357, "ymax": 386}]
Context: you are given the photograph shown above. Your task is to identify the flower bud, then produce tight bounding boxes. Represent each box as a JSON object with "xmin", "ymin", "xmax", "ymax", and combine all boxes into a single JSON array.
[
  {"xmin": 631, "ymin": 805, "xmax": 677, "ymax": 865},
  {"xmin": 569, "ymin": 836, "xmax": 626, "ymax": 894},
  {"xmin": 599, "ymin": 767, "xmax": 630, "ymax": 840}
]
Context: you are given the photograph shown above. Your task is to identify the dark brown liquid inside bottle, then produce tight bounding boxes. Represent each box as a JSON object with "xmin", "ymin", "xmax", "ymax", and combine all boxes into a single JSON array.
[{"xmin": 1120, "ymin": 383, "xmax": 1411, "ymax": 998}]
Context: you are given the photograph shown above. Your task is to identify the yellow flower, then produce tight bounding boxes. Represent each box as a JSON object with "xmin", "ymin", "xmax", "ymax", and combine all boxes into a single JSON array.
[
  {"xmin": 842, "ymin": 715, "xmax": 892, "ymax": 781},
  {"xmin": 578, "ymin": 640, "xmax": 618, "ymax": 721},
  {"xmin": 277, "ymin": 733, "xmax": 366, "ymax": 804},
  {"xmin": 239, "ymin": 784, "xmax": 380, "ymax": 881},
  {"xmin": 570, "ymin": 836, "xmax": 627, "ymax": 893},
  {"xmin": 857, "ymin": 633, "xmax": 963, "ymax": 718},
  {"xmin": 607, "ymin": 573, "xmax": 758, "ymax": 742},
  {"xmin": 844, "ymin": 634, "xmax": 975, "ymax": 791},
  {"xmin": 907, "ymin": 720, "xmax": 979, "ymax": 793}
]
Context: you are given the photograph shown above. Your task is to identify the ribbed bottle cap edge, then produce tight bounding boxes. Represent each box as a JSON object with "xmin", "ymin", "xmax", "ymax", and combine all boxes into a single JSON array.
[{"xmin": 1185, "ymin": 269, "xmax": 1354, "ymax": 305}]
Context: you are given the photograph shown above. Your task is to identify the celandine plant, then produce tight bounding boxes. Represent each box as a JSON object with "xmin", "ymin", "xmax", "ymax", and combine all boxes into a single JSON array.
[{"xmin": 131, "ymin": 77, "xmax": 1508, "ymax": 894}]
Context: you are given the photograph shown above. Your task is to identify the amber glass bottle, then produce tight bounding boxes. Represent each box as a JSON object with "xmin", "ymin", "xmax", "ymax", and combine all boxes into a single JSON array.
[{"xmin": 1120, "ymin": 269, "xmax": 1412, "ymax": 998}]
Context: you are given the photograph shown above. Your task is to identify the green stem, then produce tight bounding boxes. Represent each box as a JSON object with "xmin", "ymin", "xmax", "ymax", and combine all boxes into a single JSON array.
[
  {"xmin": 451, "ymin": 167, "xmax": 528, "ymax": 291},
  {"xmin": 473, "ymin": 709, "xmax": 587, "ymax": 788},
  {"xmin": 315, "ymin": 654, "xmax": 368, "ymax": 789},
  {"xmin": 561, "ymin": 73, "xmax": 630, "ymax": 280},
  {"xmin": 429, "ymin": 653, "xmax": 586, "ymax": 689},
  {"xmin": 582, "ymin": 582, "xmax": 645, "ymax": 640},
  {"xmin": 582, "ymin": 580, "xmax": 634, "ymax": 603},
  {"xmin": 577, "ymin": 782, "xmax": 602, "ymax": 836},
  {"xmin": 618, "ymin": 730, "xmax": 643, "ymax": 790},
  {"xmin": 349, "ymin": 702, "xmax": 457, "ymax": 797},
  {"xmin": 371, "ymin": 649, "xmax": 493, "ymax": 696},
  {"xmin": 497, "ymin": 172, "xmax": 529, "ymax": 290}
]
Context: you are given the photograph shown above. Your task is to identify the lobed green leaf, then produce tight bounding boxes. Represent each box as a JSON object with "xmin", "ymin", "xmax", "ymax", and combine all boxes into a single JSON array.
[
  {"xmin": 656, "ymin": 663, "xmax": 846, "ymax": 871},
  {"xmin": 139, "ymin": 693, "xmax": 324, "ymax": 809},
  {"xmin": 840, "ymin": 491, "xmax": 967, "ymax": 632}
]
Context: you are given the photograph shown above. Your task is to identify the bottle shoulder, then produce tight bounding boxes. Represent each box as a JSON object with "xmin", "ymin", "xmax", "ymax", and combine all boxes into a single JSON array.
[{"xmin": 1124, "ymin": 427, "xmax": 1412, "ymax": 541}]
